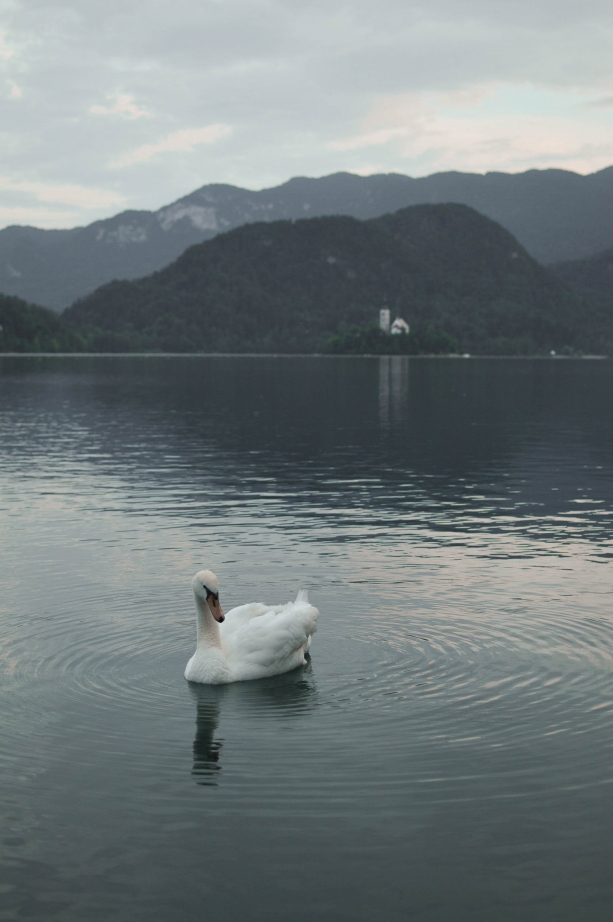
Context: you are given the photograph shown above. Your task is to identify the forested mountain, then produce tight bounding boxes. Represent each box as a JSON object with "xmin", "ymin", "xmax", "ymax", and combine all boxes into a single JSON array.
[
  {"xmin": 3, "ymin": 167, "xmax": 613, "ymax": 310},
  {"xmin": 0, "ymin": 293, "xmax": 80, "ymax": 352},
  {"xmin": 63, "ymin": 204, "xmax": 608, "ymax": 356},
  {"xmin": 553, "ymin": 248, "xmax": 613, "ymax": 314}
]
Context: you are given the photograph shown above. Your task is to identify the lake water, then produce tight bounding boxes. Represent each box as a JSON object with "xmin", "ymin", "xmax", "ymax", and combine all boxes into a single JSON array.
[{"xmin": 1, "ymin": 355, "xmax": 613, "ymax": 922}]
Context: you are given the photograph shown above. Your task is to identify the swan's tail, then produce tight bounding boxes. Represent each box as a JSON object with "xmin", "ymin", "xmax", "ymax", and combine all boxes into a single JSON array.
[{"xmin": 295, "ymin": 588, "xmax": 309, "ymax": 604}]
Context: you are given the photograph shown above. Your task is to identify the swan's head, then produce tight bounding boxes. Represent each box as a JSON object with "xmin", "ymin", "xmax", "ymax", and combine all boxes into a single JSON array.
[{"xmin": 192, "ymin": 569, "xmax": 225, "ymax": 623}]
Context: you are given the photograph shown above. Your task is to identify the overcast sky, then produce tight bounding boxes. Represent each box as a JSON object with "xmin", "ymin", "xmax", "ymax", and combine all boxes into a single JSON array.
[{"xmin": 1, "ymin": 0, "xmax": 613, "ymax": 229}]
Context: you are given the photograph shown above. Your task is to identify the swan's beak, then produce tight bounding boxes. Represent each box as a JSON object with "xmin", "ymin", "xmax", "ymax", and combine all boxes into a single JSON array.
[{"xmin": 208, "ymin": 596, "xmax": 225, "ymax": 623}]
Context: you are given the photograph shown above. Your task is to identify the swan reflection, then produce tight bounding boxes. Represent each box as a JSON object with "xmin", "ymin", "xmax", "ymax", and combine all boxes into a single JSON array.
[
  {"xmin": 189, "ymin": 662, "xmax": 318, "ymax": 786},
  {"xmin": 191, "ymin": 690, "xmax": 223, "ymax": 785}
]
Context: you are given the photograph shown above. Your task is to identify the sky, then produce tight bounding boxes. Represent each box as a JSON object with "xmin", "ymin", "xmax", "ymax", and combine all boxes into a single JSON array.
[{"xmin": 1, "ymin": 0, "xmax": 613, "ymax": 229}]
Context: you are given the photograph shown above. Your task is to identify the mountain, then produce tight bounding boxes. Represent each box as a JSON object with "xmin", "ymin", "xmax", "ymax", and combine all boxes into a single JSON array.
[
  {"xmin": 4, "ymin": 167, "xmax": 613, "ymax": 311},
  {"xmin": 0, "ymin": 292, "xmax": 80, "ymax": 352},
  {"xmin": 552, "ymin": 248, "xmax": 613, "ymax": 313},
  {"xmin": 63, "ymin": 203, "xmax": 608, "ymax": 356}
]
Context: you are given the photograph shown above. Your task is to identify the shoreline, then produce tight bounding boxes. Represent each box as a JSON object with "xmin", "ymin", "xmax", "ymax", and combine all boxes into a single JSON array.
[{"xmin": 0, "ymin": 352, "xmax": 609, "ymax": 360}]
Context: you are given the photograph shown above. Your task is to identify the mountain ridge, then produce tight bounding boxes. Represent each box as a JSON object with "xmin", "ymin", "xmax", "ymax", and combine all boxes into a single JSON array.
[
  {"xmin": 5, "ymin": 166, "xmax": 613, "ymax": 310},
  {"xmin": 62, "ymin": 203, "xmax": 609, "ymax": 356}
]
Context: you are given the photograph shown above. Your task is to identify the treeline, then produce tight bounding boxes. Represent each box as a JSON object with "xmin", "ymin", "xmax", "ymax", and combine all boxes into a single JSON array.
[
  {"xmin": 324, "ymin": 323, "xmax": 458, "ymax": 355},
  {"xmin": 3, "ymin": 291, "xmax": 454, "ymax": 355},
  {"xmin": 0, "ymin": 294, "xmax": 81, "ymax": 352}
]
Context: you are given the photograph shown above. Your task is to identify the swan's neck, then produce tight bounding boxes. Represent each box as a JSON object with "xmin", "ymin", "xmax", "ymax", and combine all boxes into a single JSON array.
[{"xmin": 195, "ymin": 596, "xmax": 222, "ymax": 649}]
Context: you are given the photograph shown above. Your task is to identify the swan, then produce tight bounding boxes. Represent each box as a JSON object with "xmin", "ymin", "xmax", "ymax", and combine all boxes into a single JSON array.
[{"xmin": 184, "ymin": 570, "xmax": 319, "ymax": 685}]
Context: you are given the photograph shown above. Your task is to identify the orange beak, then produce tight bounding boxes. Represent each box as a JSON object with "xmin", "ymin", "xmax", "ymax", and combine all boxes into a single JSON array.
[{"xmin": 208, "ymin": 595, "xmax": 225, "ymax": 623}]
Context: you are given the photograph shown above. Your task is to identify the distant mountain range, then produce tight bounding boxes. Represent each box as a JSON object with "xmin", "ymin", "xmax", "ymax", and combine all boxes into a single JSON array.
[
  {"xmin": 59, "ymin": 203, "xmax": 608, "ymax": 356},
  {"xmin": 4, "ymin": 167, "xmax": 613, "ymax": 311}
]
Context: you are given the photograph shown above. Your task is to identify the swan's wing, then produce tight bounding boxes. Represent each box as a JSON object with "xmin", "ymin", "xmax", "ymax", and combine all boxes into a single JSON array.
[
  {"xmin": 220, "ymin": 602, "xmax": 278, "ymax": 639},
  {"xmin": 223, "ymin": 600, "xmax": 319, "ymax": 671}
]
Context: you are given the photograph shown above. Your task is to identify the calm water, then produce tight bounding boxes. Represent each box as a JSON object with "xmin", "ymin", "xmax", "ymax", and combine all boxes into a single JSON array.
[{"xmin": 1, "ymin": 355, "xmax": 613, "ymax": 922}]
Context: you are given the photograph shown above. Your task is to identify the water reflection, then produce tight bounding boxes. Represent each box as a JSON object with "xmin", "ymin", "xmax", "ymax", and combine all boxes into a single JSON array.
[
  {"xmin": 191, "ymin": 689, "xmax": 223, "ymax": 786},
  {"xmin": 378, "ymin": 355, "xmax": 409, "ymax": 429},
  {"xmin": 189, "ymin": 664, "xmax": 318, "ymax": 787},
  {"xmin": 3, "ymin": 357, "xmax": 613, "ymax": 921}
]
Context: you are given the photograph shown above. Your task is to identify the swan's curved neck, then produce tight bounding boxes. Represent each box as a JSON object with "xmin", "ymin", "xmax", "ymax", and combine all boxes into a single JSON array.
[{"xmin": 195, "ymin": 596, "xmax": 222, "ymax": 649}]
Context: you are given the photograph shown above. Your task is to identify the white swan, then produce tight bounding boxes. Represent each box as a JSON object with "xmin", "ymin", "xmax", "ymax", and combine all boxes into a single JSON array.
[{"xmin": 184, "ymin": 570, "xmax": 319, "ymax": 685}]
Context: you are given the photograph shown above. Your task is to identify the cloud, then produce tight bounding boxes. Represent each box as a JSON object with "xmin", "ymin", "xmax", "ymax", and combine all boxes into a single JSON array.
[
  {"xmin": 329, "ymin": 127, "xmax": 410, "ymax": 152},
  {"xmin": 324, "ymin": 86, "xmax": 613, "ymax": 176},
  {"xmin": 0, "ymin": 177, "xmax": 125, "ymax": 209},
  {"xmin": 0, "ymin": 31, "xmax": 15, "ymax": 62},
  {"xmin": 1, "ymin": 2, "xmax": 613, "ymax": 228},
  {"xmin": 585, "ymin": 96, "xmax": 613, "ymax": 109},
  {"xmin": 110, "ymin": 124, "xmax": 232, "ymax": 169},
  {"xmin": 0, "ymin": 206, "xmax": 81, "ymax": 228},
  {"xmin": 89, "ymin": 94, "xmax": 150, "ymax": 119},
  {"xmin": 349, "ymin": 163, "xmax": 388, "ymax": 176}
]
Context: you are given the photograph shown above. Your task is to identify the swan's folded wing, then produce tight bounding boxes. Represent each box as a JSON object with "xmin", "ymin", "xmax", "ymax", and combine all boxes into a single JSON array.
[
  {"xmin": 224, "ymin": 601, "xmax": 319, "ymax": 669},
  {"xmin": 220, "ymin": 602, "xmax": 273, "ymax": 639}
]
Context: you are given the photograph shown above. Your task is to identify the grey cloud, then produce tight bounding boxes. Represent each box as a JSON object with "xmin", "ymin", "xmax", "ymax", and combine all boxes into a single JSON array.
[{"xmin": 586, "ymin": 96, "xmax": 613, "ymax": 109}]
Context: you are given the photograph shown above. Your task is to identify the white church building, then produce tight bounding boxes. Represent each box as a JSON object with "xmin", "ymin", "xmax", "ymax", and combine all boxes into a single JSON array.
[{"xmin": 379, "ymin": 309, "xmax": 410, "ymax": 335}]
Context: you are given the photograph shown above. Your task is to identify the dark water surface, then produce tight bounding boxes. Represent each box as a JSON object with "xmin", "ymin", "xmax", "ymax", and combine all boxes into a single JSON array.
[{"xmin": 1, "ymin": 355, "xmax": 613, "ymax": 922}]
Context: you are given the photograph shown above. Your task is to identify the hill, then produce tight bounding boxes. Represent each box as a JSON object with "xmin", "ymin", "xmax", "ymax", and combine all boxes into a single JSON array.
[
  {"xmin": 552, "ymin": 248, "xmax": 613, "ymax": 314},
  {"xmin": 4, "ymin": 167, "xmax": 613, "ymax": 311},
  {"xmin": 63, "ymin": 204, "xmax": 608, "ymax": 356},
  {"xmin": 0, "ymin": 293, "xmax": 80, "ymax": 352}
]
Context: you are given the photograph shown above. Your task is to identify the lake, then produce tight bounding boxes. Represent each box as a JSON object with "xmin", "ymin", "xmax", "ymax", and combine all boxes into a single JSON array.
[{"xmin": 1, "ymin": 354, "xmax": 612, "ymax": 922}]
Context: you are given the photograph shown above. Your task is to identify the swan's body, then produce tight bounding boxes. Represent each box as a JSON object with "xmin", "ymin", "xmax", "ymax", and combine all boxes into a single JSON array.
[{"xmin": 184, "ymin": 570, "xmax": 319, "ymax": 685}]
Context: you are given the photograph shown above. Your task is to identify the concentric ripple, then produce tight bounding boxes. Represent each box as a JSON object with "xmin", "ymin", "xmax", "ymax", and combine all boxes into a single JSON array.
[{"xmin": 3, "ymin": 356, "xmax": 613, "ymax": 922}]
